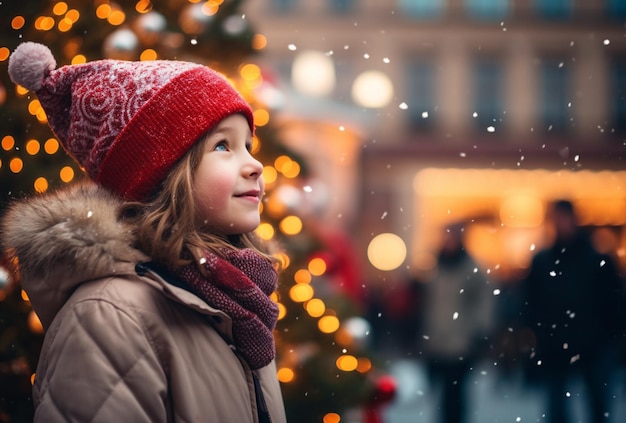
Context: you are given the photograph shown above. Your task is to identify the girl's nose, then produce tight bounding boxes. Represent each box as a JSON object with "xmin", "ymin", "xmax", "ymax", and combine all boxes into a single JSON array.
[{"xmin": 244, "ymin": 154, "xmax": 263, "ymax": 178}]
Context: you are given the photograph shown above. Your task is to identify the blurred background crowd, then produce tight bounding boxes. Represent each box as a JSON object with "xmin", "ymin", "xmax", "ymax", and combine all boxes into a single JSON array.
[{"xmin": 1, "ymin": 1, "xmax": 625, "ymax": 422}]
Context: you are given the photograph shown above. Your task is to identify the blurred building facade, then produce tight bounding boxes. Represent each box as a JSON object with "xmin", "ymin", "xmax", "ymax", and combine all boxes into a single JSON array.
[{"xmin": 245, "ymin": 0, "xmax": 626, "ymax": 282}]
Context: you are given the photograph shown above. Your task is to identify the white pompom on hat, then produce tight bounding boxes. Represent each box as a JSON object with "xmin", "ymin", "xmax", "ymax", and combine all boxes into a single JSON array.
[{"xmin": 8, "ymin": 42, "xmax": 254, "ymax": 201}]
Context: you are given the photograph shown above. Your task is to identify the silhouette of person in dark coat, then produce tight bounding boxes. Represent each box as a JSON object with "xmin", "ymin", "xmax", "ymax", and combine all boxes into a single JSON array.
[{"xmin": 521, "ymin": 200, "xmax": 624, "ymax": 423}]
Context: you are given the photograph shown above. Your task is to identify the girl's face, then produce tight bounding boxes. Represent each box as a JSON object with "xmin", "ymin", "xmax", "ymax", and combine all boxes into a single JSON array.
[{"xmin": 193, "ymin": 114, "xmax": 264, "ymax": 235}]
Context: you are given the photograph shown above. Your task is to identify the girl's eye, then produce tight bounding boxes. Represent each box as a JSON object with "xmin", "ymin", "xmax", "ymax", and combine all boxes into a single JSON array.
[{"xmin": 214, "ymin": 141, "xmax": 228, "ymax": 152}]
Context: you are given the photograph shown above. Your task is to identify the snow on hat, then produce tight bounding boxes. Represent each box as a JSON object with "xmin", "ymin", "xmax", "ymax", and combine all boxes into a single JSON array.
[{"xmin": 8, "ymin": 42, "xmax": 254, "ymax": 201}]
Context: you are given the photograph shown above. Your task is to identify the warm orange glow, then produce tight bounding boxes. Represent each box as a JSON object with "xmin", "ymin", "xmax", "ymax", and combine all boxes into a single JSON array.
[
  {"xmin": 277, "ymin": 367, "xmax": 294, "ymax": 383},
  {"xmin": 21, "ymin": 289, "xmax": 29, "ymax": 302},
  {"xmin": 1, "ymin": 135, "xmax": 15, "ymax": 151},
  {"xmin": 318, "ymin": 315, "xmax": 340, "ymax": 333},
  {"xmin": 136, "ymin": 0, "xmax": 153, "ymax": 13},
  {"xmin": 305, "ymin": 298, "xmax": 325, "ymax": 317},
  {"xmin": 323, "ymin": 413, "xmax": 341, "ymax": 423},
  {"xmin": 65, "ymin": 9, "xmax": 80, "ymax": 23},
  {"xmin": 11, "ymin": 16, "xmax": 26, "ymax": 30},
  {"xmin": 34, "ymin": 177, "xmax": 49, "ymax": 193},
  {"xmin": 289, "ymin": 283, "xmax": 314, "ymax": 303},
  {"xmin": 28, "ymin": 310, "xmax": 44, "ymax": 334},
  {"xmin": 140, "ymin": 49, "xmax": 158, "ymax": 61},
  {"xmin": 36, "ymin": 16, "xmax": 56, "ymax": 31},
  {"xmin": 279, "ymin": 215, "xmax": 302, "ymax": 235},
  {"xmin": 336, "ymin": 355, "xmax": 358, "ymax": 371},
  {"xmin": 0, "ymin": 47, "xmax": 10, "ymax": 61},
  {"xmin": 96, "ymin": 4, "xmax": 112, "ymax": 19},
  {"xmin": 16, "ymin": 85, "xmax": 28, "ymax": 95},
  {"xmin": 356, "ymin": 357, "xmax": 372, "ymax": 373},
  {"xmin": 240, "ymin": 63, "xmax": 261, "ymax": 81},
  {"xmin": 255, "ymin": 222, "xmax": 275, "ymax": 240},
  {"xmin": 294, "ymin": 269, "xmax": 311, "ymax": 284},
  {"xmin": 251, "ymin": 135, "xmax": 261, "ymax": 154},
  {"xmin": 71, "ymin": 54, "xmax": 87, "ymax": 65},
  {"xmin": 277, "ymin": 302, "xmax": 286, "ymax": 320},
  {"xmin": 44, "ymin": 138, "xmax": 59, "ymax": 154},
  {"xmin": 108, "ymin": 10, "xmax": 126, "ymax": 25},
  {"xmin": 58, "ymin": 17, "xmax": 73, "ymax": 32},
  {"xmin": 60, "ymin": 166, "xmax": 75, "ymax": 183},
  {"xmin": 252, "ymin": 34, "xmax": 267, "ymax": 50},
  {"xmin": 28, "ymin": 99, "xmax": 42, "ymax": 116},
  {"xmin": 308, "ymin": 257, "xmax": 326, "ymax": 276},
  {"xmin": 262, "ymin": 166, "xmax": 278, "ymax": 185},
  {"xmin": 9, "ymin": 158, "xmax": 23, "ymax": 173},
  {"xmin": 281, "ymin": 161, "xmax": 300, "ymax": 179},
  {"xmin": 253, "ymin": 109, "xmax": 270, "ymax": 127},
  {"xmin": 52, "ymin": 2, "xmax": 68, "ymax": 15},
  {"xmin": 25, "ymin": 139, "xmax": 40, "ymax": 155}
]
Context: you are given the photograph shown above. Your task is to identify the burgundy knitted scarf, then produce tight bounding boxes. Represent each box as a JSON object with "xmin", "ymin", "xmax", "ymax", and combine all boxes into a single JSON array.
[{"xmin": 175, "ymin": 248, "xmax": 279, "ymax": 370}]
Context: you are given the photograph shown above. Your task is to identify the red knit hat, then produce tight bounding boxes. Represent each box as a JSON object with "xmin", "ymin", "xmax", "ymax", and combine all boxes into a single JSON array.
[{"xmin": 8, "ymin": 42, "xmax": 254, "ymax": 201}]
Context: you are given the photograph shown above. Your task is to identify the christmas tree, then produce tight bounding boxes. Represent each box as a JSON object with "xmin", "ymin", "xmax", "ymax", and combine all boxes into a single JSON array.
[{"xmin": 0, "ymin": 1, "xmax": 390, "ymax": 422}]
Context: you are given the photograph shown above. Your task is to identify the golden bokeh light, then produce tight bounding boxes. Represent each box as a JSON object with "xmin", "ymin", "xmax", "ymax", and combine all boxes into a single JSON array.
[
  {"xmin": 277, "ymin": 302, "xmax": 286, "ymax": 320},
  {"xmin": 140, "ymin": 49, "xmax": 158, "ymax": 60},
  {"xmin": 294, "ymin": 269, "xmax": 311, "ymax": 284},
  {"xmin": 108, "ymin": 10, "xmax": 126, "ymax": 25},
  {"xmin": 34, "ymin": 177, "xmax": 49, "ymax": 193},
  {"xmin": 71, "ymin": 54, "xmax": 87, "ymax": 64},
  {"xmin": 323, "ymin": 413, "xmax": 341, "ymax": 423},
  {"xmin": 277, "ymin": 367, "xmax": 294, "ymax": 383},
  {"xmin": 25, "ymin": 139, "xmax": 40, "ymax": 155},
  {"xmin": 308, "ymin": 257, "xmax": 326, "ymax": 276},
  {"xmin": 44, "ymin": 138, "xmax": 59, "ymax": 154},
  {"xmin": 96, "ymin": 4, "xmax": 112, "ymax": 19},
  {"xmin": 367, "ymin": 232, "xmax": 407, "ymax": 271},
  {"xmin": 9, "ymin": 158, "xmax": 23, "ymax": 173},
  {"xmin": 60, "ymin": 166, "xmax": 75, "ymax": 183},
  {"xmin": 252, "ymin": 34, "xmax": 267, "ymax": 50},
  {"xmin": 255, "ymin": 222, "xmax": 275, "ymax": 240},
  {"xmin": 289, "ymin": 283, "xmax": 314, "ymax": 303},
  {"xmin": 304, "ymin": 298, "xmax": 325, "ymax": 317},
  {"xmin": 262, "ymin": 166, "xmax": 278, "ymax": 185},
  {"xmin": 0, "ymin": 47, "xmax": 10, "ymax": 61},
  {"xmin": 279, "ymin": 215, "xmax": 302, "ymax": 235},
  {"xmin": 356, "ymin": 357, "xmax": 372, "ymax": 373},
  {"xmin": 318, "ymin": 315, "xmax": 340, "ymax": 334},
  {"xmin": 28, "ymin": 310, "xmax": 43, "ymax": 334},
  {"xmin": 11, "ymin": 16, "xmax": 25, "ymax": 30},
  {"xmin": 52, "ymin": 2, "xmax": 69, "ymax": 15},
  {"xmin": 2, "ymin": 135, "xmax": 15, "ymax": 151},
  {"xmin": 336, "ymin": 354, "xmax": 358, "ymax": 371},
  {"xmin": 253, "ymin": 108, "xmax": 270, "ymax": 127}
]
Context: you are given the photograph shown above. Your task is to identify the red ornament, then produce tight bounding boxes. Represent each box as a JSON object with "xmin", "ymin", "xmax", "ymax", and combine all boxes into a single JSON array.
[{"xmin": 364, "ymin": 375, "xmax": 397, "ymax": 423}]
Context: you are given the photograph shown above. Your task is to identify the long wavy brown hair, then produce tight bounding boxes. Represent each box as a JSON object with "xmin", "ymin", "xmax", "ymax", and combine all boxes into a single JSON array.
[{"xmin": 121, "ymin": 134, "xmax": 277, "ymax": 272}]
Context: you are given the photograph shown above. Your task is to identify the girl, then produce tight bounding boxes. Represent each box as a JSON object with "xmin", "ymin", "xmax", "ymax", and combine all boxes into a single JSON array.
[{"xmin": 2, "ymin": 42, "xmax": 286, "ymax": 422}]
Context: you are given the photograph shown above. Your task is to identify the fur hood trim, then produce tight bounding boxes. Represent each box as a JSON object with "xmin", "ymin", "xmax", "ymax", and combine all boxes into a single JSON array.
[{"xmin": 1, "ymin": 182, "xmax": 147, "ymax": 329}]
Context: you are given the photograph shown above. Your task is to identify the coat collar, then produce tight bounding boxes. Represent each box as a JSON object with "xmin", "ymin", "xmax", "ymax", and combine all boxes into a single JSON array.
[{"xmin": 1, "ymin": 182, "xmax": 147, "ymax": 329}]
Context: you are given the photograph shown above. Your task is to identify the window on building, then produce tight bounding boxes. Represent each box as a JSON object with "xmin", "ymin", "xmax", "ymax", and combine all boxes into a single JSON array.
[
  {"xmin": 465, "ymin": 0, "xmax": 509, "ymax": 20},
  {"xmin": 330, "ymin": 0, "xmax": 354, "ymax": 14},
  {"xmin": 397, "ymin": 0, "xmax": 444, "ymax": 19},
  {"xmin": 534, "ymin": 0, "xmax": 572, "ymax": 20},
  {"xmin": 610, "ymin": 58, "xmax": 626, "ymax": 134},
  {"xmin": 472, "ymin": 58, "xmax": 504, "ymax": 133},
  {"xmin": 539, "ymin": 59, "xmax": 572, "ymax": 134},
  {"xmin": 407, "ymin": 60, "xmax": 436, "ymax": 131},
  {"xmin": 607, "ymin": 0, "xmax": 626, "ymax": 21},
  {"xmin": 272, "ymin": 0, "xmax": 295, "ymax": 13}
]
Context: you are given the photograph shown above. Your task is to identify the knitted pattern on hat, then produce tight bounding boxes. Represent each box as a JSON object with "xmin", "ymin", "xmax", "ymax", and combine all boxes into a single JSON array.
[
  {"xmin": 175, "ymin": 248, "xmax": 279, "ymax": 370},
  {"xmin": 8, "ymin": 42, "xmax": 253, "ymax": 201}
]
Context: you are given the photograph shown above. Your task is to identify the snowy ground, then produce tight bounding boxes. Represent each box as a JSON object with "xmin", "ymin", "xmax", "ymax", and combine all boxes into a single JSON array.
[{"xmin": 381, "ymin": 358, "xmax": 626, "ymax": 423}]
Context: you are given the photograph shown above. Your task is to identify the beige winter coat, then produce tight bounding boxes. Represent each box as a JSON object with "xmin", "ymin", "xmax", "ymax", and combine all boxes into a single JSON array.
[{"xmin": 1, "ymin": 183, "xmax": 287, "ymax": 423}]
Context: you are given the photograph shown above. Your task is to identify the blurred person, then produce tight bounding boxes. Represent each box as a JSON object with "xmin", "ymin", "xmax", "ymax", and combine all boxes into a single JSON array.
[
  {"xmin": 420, "ymin": 223, "xmax": 494, "ymax": 423},
  {"xmin": 521, "ymin": 200, "xmax": 625, "ymax": 423},
  {"xmin": 2, "ymin": 42, "xmax": 286, "ymax": 422}
]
